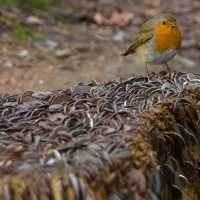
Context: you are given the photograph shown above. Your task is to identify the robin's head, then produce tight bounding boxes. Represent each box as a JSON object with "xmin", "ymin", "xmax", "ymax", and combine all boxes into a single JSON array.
[
  {"xmin": 139, "ymin": 13, "xmax": 178, "ymax": 33},
  {"xmin": 159, "ymin": 13, "xmax": 177, "ymax": 28}
]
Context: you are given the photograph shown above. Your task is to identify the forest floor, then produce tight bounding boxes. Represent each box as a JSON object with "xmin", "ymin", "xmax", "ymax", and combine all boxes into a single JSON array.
[{"xmin": 0, "ymin": 0, "xmax": 200, "ymax": 94}]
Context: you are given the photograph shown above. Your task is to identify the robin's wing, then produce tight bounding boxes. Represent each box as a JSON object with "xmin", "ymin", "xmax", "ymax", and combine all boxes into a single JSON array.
[{"xmin": 121, "ymin": 31, "xmax": 154, "ymax": 56}]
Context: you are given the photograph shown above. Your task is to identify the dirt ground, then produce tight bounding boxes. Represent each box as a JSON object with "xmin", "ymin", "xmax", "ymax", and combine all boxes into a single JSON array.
[{"xmin": 0, "ymin": 0, "xmax": 200, "ymax": 94}]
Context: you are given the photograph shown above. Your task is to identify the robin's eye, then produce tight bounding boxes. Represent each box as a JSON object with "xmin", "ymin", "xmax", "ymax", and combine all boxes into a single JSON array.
[{"xmin": 162, "ymin": 21, "xmax": 166, "ymax": 25}]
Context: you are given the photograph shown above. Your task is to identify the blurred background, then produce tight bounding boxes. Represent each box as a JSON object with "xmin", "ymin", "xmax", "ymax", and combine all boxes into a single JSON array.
[{"xmin": 0, "ymin": 0, "xmax": 199, "ymax": 94}]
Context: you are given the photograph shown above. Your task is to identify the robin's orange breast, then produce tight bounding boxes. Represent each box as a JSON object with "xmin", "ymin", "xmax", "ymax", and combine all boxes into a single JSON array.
[{"xmin": 154, "ymin": 22, "xmax": 181, "ymax": 52}]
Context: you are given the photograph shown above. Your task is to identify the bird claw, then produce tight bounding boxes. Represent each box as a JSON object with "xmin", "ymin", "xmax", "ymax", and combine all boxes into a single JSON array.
[
  {"xmin": 165, "ymin": 63, "xmax": 171, "ymax": 71},
  {"xmin": 146, "ymin": 71, "xmax": 150, "ymax": 77}
]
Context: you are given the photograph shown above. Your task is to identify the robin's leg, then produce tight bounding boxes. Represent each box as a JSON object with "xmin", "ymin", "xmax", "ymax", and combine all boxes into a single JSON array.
[
  {"xmin": 146, "ymin": 63, "xmax": 150, "ymax": 77},
  {"xmin": 165, "ymin": 63, "xmax": 171, "ymax": 71}
]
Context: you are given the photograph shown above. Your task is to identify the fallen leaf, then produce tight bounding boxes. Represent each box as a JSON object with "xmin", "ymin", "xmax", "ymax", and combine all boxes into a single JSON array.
[
  {"xmin": 93, "ymin": 13, "xmax": 103, "ymax": 25},
  {"xmin": 0, "ymin": 78, "xmax": 9, "ymax": 85},
  {"xmin": 55, "ymin": 48, "xmax": 72, "ymax": 58},
  {"xmin": 3, "ymin": 61, "xmax": 13, "ymax": 68},
  {"xmin": 0, "ymin": 8, "xmax": 18, "ymax": 19},
  {"xmin": 111, "ymin": 10, "xmax": 134, "ymax": 28},
  {"xmin": 26, "ymin": 16, "xmax": 44, "ymax": 25}
]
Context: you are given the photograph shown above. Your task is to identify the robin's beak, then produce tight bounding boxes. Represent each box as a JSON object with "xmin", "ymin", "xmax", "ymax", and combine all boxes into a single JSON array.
[{"xmin": 171, "ymin": 24, "xmax": 176, "ymax": 27}]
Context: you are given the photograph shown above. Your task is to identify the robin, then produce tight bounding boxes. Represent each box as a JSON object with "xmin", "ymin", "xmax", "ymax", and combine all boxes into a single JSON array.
[{"xmin": 121, "ymin": 13, "xmax": 181, "ymax": 74}]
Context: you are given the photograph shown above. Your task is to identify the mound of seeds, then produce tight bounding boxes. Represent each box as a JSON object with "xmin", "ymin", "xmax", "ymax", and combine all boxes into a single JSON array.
[{"xmin": 0, "ymin": 71, "xmax": 200, "ymax": 200}]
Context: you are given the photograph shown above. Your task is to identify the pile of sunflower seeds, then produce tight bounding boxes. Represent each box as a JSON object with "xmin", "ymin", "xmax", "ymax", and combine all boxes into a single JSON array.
[{"xmin": 0, "ymin": 71, "xmax": 200, "ymax": 200}]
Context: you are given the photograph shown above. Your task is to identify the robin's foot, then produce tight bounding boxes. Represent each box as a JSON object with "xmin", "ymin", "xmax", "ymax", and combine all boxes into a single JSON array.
[
  {"xmin": 145, "ymin": 63, "xmax": 150, "ymax": 77},
  {"xmin": 146, "ymin": 70, "xmax": 150, "ymax": 77},
  {"xmin": 165, "ymin": 63, "xmax": 171, "ymax": 71}
]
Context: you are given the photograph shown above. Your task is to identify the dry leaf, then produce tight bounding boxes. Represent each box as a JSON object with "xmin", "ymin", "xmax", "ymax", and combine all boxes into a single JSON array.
[
  {"xmin": 55, "ymin": 48, "xmax": 72, "ymax": 58},
  {"xmin": 111, "ymin": 10, "xmax": 134, "ymax": 28},
  {"xmin": 0, "ymin": 78, "xmax": 9, "ymax": 85},
  {"xmin": 0, "ymin": 8, "xmax": 18, "ymax": 19},
  {"xmin": 26, "ymin": 16, "xmax": 44, "ymax": 25},
  {"xmin": 93, "ymin": 13, "xmax": 103, "ymax": 25}
]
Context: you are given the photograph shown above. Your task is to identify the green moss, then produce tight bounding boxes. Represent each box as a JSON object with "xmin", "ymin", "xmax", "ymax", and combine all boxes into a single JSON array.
[
  {"xmin": 0, "ymin": 0, "xmax": 52, "ymax": 15},
  {"xmin": 15, "ymin": 25, "xmax": 43, "ymax": 40},
  {"xmin": 0, "ymin": 0, "xmax": 18, "ymax": 7}
]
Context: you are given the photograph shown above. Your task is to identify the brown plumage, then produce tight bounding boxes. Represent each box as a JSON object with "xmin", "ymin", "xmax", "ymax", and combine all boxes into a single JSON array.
[{"xmin": 121, "ymin": 31, "xmax": 154, "ymax": 56}]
